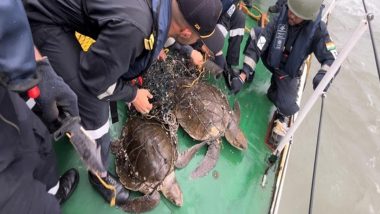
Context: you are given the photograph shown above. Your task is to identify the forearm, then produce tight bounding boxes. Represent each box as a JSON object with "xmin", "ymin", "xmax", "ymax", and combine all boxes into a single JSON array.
[{"xmin": 97, "ymin": 80, "xmax": 138, "ymax": 102}]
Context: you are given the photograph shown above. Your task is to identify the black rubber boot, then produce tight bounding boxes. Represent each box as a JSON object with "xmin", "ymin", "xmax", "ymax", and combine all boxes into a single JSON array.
[
  {"xmin": 88, "ymin": 171, "xmax": 130, "ymax": 206},
  {"xmin": 55, "ymin": 168, "xmax": 79, "ymax": 205}
]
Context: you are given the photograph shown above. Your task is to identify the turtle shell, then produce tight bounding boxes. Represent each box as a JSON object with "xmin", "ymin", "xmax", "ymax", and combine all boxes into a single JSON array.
[
  {"xmin": 175, "ymin": 81, "xmax": 231, "ymax": 142},
  {"xmin": 116, "ymin": 117, "xmax": 176, "ymax": 194}
]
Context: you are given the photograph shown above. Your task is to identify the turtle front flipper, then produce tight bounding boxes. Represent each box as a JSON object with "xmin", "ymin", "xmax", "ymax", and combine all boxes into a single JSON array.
[
  {"xmin": 161, "ymin": 171, "xmax": 183, "ymax": 206},
  {"xmin": 120, "ymin": 191, "xmax": 160, "ymax": 213},
  {"xmin": 190, "ymin": 139, "xmax": 221, "ymax": 179},
  {"xmin": 175, "ymin": 141, "xmax": 207, "ymax": 168},
  {"xmin": 225, "ymin": 101, "xmax": 248, "ymax": 150}
]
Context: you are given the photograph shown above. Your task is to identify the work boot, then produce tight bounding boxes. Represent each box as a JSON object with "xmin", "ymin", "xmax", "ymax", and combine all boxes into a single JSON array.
[
  {"xmin": 268, "ymin": 4, "xmax": 280, "ymax": 13},
  {"xmin": 269, "ymin": 115, "xmax": 289, "ymax": 146},
  {"xmin": 88, "ymin": 171, "xmax": 130, "ymax": 206},
  {"xmin": 55, "ymin": 168, "xmax": 79, "ymax": 205}
]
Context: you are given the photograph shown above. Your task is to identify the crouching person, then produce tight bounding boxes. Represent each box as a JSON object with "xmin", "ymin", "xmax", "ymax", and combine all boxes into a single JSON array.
[{"xmin": 227, "ymin": 0, "xmax": 337, "ymax": 144}]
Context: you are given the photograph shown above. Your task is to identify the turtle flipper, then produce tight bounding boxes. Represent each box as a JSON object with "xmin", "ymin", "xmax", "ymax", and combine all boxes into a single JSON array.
[
  {"xmin": 121, "ymin": 191, "xmax": 160, "ymax": 213},
  {"xmin": 161, "ymin": 171, "xmax": 183, "ymax": 206},
  {"xmin": 175, "ymin": 141, "xmax": 207, "ymax": 168},
  {"xmin": 190, "ymin": 139, "xmax": 221, "ymax": 179},
  {"xmin": 225, "ymin": 101, "xmax": 248, "ymax": 150}
]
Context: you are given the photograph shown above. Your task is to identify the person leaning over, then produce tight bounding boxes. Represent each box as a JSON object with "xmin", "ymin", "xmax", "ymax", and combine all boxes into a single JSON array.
[{"xmin": 23, "ymin": 0, "xmax": 225, "ymax": 208}]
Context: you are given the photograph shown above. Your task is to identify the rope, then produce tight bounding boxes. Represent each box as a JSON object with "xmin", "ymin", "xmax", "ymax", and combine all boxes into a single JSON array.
[
  {"xmin": 95, "ymin": 173, "xmax": 116, "ymax": 206},
  {"xmin": 241, "ymin": 4, "xmax": 269, "ymax": 24},
  {"xmin": 362, "ymin": 0, "xmax": 380, "ymax": 83},
  {"xmin": 308, "ymin": 94, "xmax": 326, "ymax": 214}
]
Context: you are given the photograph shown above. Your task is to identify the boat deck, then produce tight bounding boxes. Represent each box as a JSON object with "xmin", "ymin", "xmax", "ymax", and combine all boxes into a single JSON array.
[{"xmin": 55, "ymin": 3, "xmax": 278, "ymax": 213}]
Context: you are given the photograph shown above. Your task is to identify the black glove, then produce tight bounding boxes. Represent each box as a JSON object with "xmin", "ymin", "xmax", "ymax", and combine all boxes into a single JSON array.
[
  {"xmin": 36, "ymin": 57, "xmax": 79, "ymax": 123},
  {"xmin": 312, "ymin": 69, "xmax": 331, "ymax": 92},
  {"xmin": 224, "ymin": 66, "xmax": 245, "ymax": 94},
  {"xmin": 230, "ymin": 75, "xmax": 244, "ymax": 94}
]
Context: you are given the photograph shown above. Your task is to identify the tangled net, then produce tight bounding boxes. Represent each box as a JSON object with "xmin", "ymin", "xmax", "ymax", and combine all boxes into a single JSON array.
[
  {"xmin": 127, "ymin": 51, "xmax": 205, "ymax": 140},
  {"xmin": 129, "ymin": 51, "xmax": 201, "ymax": 123}
]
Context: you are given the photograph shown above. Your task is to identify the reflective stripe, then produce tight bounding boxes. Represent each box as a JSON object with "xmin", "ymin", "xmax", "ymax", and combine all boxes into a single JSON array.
[
  {"xmin": 321, "ymin": 64, "xmax": 330, "ymax": 71},
  {"xmin": 48, "ymin": 182, "xmax": 60, "ymax": 195},
  {"xmin": 229, "ymin": 28, "xmax": 245, "ymax": 37},
  {"xmin": 244, "ymin": 56, "xmax": 256, "ymax": 70},
  {"xmin": 215, "ymin": 50, "xmax": 223, "ymax": 56},
  {"xmin": 85, "ymin": 120, "xmax": 110, "ymax": 140},
  {"xmin": 97, "ymin": 83, "xmax": 117, "ymax": 100},
  {"xmin": 217, "ymin": 24, "xmax": 228, "ymax": 38},
  {"xmin": 250, "ymin": 28, "xmax": 256, "ymax": 40},
  {"xmin": 26, "ymin": 98, "xmax": 35, "ymax": 109},
  {"xmin": 164, "ymin": 37, "xmax": 175, "ymax": 47}
]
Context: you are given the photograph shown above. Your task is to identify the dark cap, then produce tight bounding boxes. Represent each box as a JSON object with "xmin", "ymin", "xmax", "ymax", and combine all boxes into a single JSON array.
[{"xmin": 177, "ymin": 0, "xmax": 224, "ymax": 53}]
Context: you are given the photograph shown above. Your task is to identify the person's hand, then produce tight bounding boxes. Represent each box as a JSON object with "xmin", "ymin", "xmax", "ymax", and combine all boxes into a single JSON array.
[
  {"xmin": 313, "ymin": 69, "xmax": 330, "ymax": 92},
  {"xmin": 131, "ymin": 89, "xmax": 153, "ymax": 114},
  {"xmin": 190, "ymin": 50, "xmax": 204, "ymax": 67},
  {"xmin": 157, "ymin": 49, "xmax": 167, "ymax": 61},
  {"xmin": 36, "ymin": 57, "xmax": 79, "ymax": 123}
]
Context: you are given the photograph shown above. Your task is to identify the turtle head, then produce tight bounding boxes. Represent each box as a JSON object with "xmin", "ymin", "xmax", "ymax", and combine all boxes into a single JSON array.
[
  {"xmin": 161, "ymin": 171, "xmax": 183, "ymax": 206},
  {"xmin": 225, "ymin": 101, "xmax": 248, "ymax": 150}
]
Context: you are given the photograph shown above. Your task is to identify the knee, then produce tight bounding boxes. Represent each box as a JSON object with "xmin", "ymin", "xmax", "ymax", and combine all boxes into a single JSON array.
[{"xmin": 276, "ymin": 103, "xmax": 299, "ymax": 117}]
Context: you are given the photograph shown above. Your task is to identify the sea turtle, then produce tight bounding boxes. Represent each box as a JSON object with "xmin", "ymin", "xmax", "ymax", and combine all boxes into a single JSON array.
[
  {"xmin": 113, "ymin": 116, "xmax": 204, "ymax": 212},
  {"xmin": 174, "ymin": 80, "xmax": 248, "ymax": 178}
]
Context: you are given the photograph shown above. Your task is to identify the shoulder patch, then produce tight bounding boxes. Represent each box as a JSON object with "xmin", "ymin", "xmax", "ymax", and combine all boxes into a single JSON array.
[{"xmin": 257, "ymin": 36, "xmax": 267, "ymax": 51}]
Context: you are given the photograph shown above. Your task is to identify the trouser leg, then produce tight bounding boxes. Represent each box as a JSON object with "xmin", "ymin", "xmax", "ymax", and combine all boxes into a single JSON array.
[
  {"xmin": 0, "ymin": 89, "xmax": 60, "ymax": 214},
  {"xmin": 31, "ymin": 111, "xmax": 60, "ymax": 189},
  {"xmin": 31, "ymin": 24, "xmax": 111, "ymax": 167},
  {"xmin": 226, "ymin": 9, "xmax": 245, "ymax": 67},
  {"xmin": 267, "ymin": 75, "xmax": 300, "ymax": 117}
]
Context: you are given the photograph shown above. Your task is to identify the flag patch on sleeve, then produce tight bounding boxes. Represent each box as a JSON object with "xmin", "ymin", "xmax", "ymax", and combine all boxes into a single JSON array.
[{"xmin": 326, "ymin": 42, "xmax": 336, "ymax": 51}]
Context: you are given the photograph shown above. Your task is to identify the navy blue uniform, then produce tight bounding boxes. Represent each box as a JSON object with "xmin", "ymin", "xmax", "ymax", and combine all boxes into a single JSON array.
[
  {"xmin": 217, "ymin": 0, "xmax": 246, "ymax": 67},
  {"xmin": 242, "ymin": 5, "xmax": 336, "ymax": 116},
  {"xmin": 0, "ymin": 0, "xmax": 60, "ymax": 213},
  {"xmin": 23, "ymin": 0, "xmax": 171, "ymax": 166}
]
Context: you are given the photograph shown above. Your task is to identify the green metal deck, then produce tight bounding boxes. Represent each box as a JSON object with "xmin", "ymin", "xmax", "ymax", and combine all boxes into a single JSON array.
[{"xmin": 55, "ymin": 3, "xmax": 277, "ymax": 213}]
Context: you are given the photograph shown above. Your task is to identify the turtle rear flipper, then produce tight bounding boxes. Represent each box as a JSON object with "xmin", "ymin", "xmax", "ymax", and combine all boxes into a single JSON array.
[
  {"xmin": 121, "ymin": 191, "xmax": 160, "ymax": 213},
  {"xmin": 175, "ymin": 141, "xmax": 207, "ymax": 168},
  {"xmin": 190, "ymin": 139, "xmax": 221, "ymax": 179}
]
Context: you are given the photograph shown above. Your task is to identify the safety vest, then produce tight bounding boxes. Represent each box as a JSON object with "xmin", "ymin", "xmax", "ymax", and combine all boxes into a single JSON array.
[
  {"xmin": 265, "ymin": 6, "xmax": 322, "ymax": 78},
  {"xmin": 123, "ymin": 0, "xmax": 171, "ymax": 80}
]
